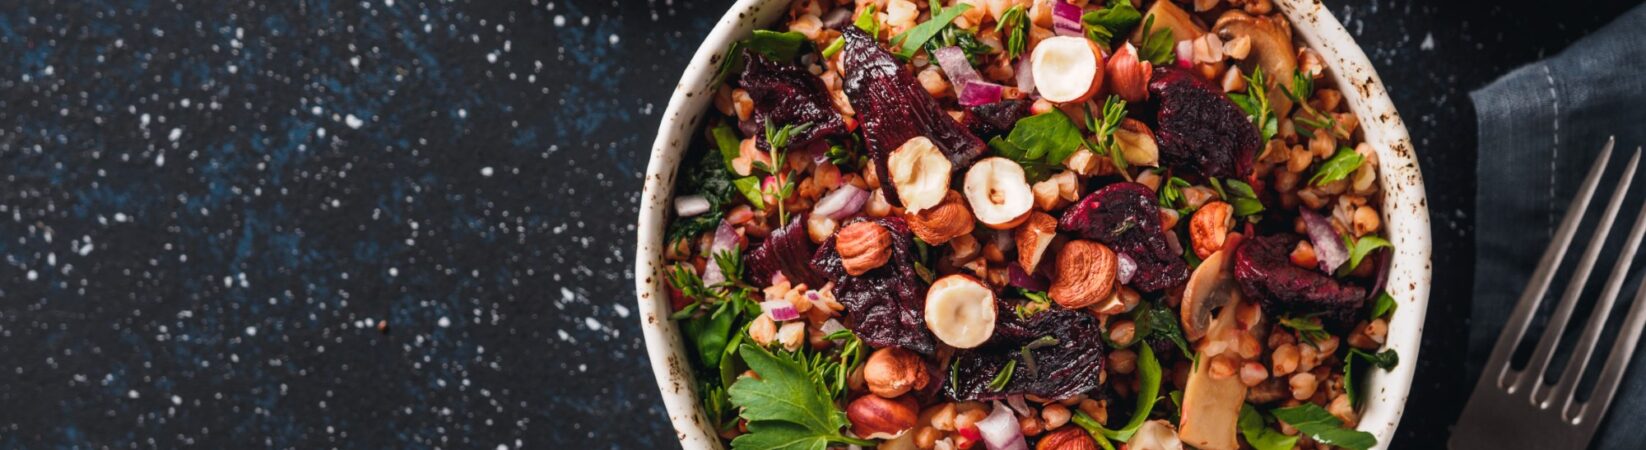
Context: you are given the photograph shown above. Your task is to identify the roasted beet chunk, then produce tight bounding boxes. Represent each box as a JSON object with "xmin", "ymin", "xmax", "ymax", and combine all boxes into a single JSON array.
[
  {"xmin": 1148, "ymin": 67, "xmax": 1260, "ymax": 179},
  {"xmin": 1233, "ymin": 234, "xmax": 1367, "ymax": 324},
  {"xmin": 961, "ymin": 99, "xmax": 1031, "ymax": 138},
  {"xmin": 1058, "ymin": 182, "xmax": 1189, "ymax": 292},
  {"xmin": 747, "ymin": 215, "xmax": 826, "ymax": 288},
  {"xmin": 949, "ymin": 308, "xmax": 1106, "ymax": 401},
  {"xmin": 840, "ymin": 27, "xmax": 986, "ymax": 206},
  {"xmin": 813, "ymin": 217, "xmax": 937, "ymax": 355},
  {"xmin": 740, "ymin": 49, "xmax": 847, "ymax": 152}
]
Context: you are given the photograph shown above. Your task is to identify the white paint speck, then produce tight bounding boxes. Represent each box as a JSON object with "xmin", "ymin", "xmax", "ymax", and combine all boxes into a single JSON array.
[
  {"xmin": 554, "ymin": 15, "xmax": 565, "ymax": 26},
  {"xmin": 487, "ymin": 52, "xmax": 498, "ymax": 63},
  {"xmin": 128, "ymin": 390, "xmax": 140, "ymax": 399},
  {"xmin": 245, "ymin": 326, "xmax": 258, "ymax": 336},
  {"xmin": 345, "ymin": 114, "xmax": 364, "ymax": 129},
  {"xmin": 317, "ymin": 127, "xmax": 327, "ymax": 138},
  {"xmin": 481, "ymin": 166, "xmax": 494, "ymax": 177},
  {"xmin": 1420, "ymin": 33, "xmax": 1435, "ymax": 51},
  {"xmin": 608, "ymin": 34, "xmax": 620, "ymax": 45},
  {"xmin": 438, "ymin": 317, "xmax": 451, "ymax": 328},
  {"xmin": 388, "ymin": 267, "xmax": 399, "ymax": 277},
  {"xmin": 171, "ymin": 395, "xmax": 182, "ymax": 405},
  {"xmin": 156, "ymin": 153, "xmax": 165, "ymax": 167},
  {"xmin": 614, "ymin": 303, "xmax": 630, "ymax": 318},
  {"xmin": 585, "ymin": 317, "xmax": 602, "ymax": 331},
  {"xmin": 168, "ymin": 128, "xmax": 182, "ymax": 141},
  {"xmin": 26, "ymin": 270, "xmax": 37, "ymax": 281}
]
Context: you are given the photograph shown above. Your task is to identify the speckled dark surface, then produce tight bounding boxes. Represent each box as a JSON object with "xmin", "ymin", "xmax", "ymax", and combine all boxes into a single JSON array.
[{"xmin": 0, "ymin": 0, "xmax": 1638, "ymax": 448}]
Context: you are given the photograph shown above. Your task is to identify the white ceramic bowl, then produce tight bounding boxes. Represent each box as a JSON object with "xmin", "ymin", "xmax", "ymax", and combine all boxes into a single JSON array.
[{"xmin": 635, "ymin": 1, "xmax": 1432, "ymax": 448}]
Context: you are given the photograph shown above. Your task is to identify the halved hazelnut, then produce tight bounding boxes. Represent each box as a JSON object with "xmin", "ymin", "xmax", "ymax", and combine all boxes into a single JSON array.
[
  {"xmin": 837, "ymin": 221, "xmax": 894, "ymax": 276},
  {"xmin": 964, "ymin": 157, "xmax": 1035, "ymax": 229},
  {"xmin": 888, "ymin": 136, "xmax": 953, "ymax": 214},
  {"xmin": 1015, "ymin": 212, "xmax": 1058, "ymax": 273},
  {"xmin": 1188, "ymin": 201, "xmax": 1233, "ymax": 259},
  {"xmin": 1115, "ymin": 118, "xmax": 1160, "ymax": 167},
  {"xmin": 1049, "ymin": 240, "xmax": 1118, "ymax": 309},
  {"xmin": 1031, "ymin": 36, "xmax": 1104, "ymax": 104},
  {"xmin": 847, "ymin": 394, "xmax": 920, "ymax": 439},
  {"xmin": 865, "ymin": 347, "xmax": 931, "ymax": 398},
  {"xmin": 907, "ymin": 190, "xmax": 976, "ymax": 245},
  {"xmin": 924, "ymin": 274, "xmax": 998, "ymax": 349},
  {"xmin": 1126, "ymin": 420, "xmax": 1185, "ymax": 450}
]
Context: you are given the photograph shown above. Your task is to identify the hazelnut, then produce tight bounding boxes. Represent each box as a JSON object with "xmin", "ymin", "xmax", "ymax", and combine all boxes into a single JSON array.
[
  {"xmin": 837, "ymin": 221, "xmax": 893, "ymax": 276},
  {"xmin": 907, "ymin": 190, "xmax": 977, "ymax": 245},
  {"xmin": 1104, "ymin": 42, "xmax": 1151, "ymax": 103},
  {"xmin": 888, "ymin": 137, "xmax": 953, "ymax": 213},
  {"xmin": 847, "ymin": 394, "xmax": 920, "ymax": 439},
  {"xmin": 1049, "ymin": 240, "xmax": 1118, "ymax": 309},
  {"xmin": 1189, "ymin": 201, "xmax": 1233, "ymax": 259},
  {"xmin": 964, "ymin": 158, "xmax": 1035, "ymax": 230},
  {"xmin": 1014, "ymin": 212, "xmax": 1058, "ymax": 273},
  {"xmin": 925, "ymin": 274, "xmax": 998, "ymax": 349},
  {"xmin": 865, "ymin": 347, "xmax": 931, "ymax": 398},
  {"xmin": 1035, "ymin": 426, "xmax": 1098, "ymax": 450},
  {"xmin": 1114, "ymin": 119, "xmax": 1159, "ymax": 167}
]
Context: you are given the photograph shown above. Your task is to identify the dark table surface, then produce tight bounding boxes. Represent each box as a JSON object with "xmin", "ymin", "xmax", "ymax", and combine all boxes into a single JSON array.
[{"xmin": 0, "ymin": 0, "xmax": 1639, "ymax": 448}]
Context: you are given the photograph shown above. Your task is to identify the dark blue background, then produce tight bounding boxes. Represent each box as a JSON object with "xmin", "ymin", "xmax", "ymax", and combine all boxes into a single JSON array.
[{"xmin": 0, "ymin": 0, "xmax": 1635, "ymax": 447}]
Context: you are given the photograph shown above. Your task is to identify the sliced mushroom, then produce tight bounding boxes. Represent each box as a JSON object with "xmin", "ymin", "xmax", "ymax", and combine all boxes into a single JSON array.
[
  {"xmin": 1177, "ymin": 295, "xmax": 1248, "ymax": 450},
  {"xmin": 1179, "ymin": 249, "xmax": 1240, "ymax": 342},
  {"xmin": 1129, "ymin": 0, "xmax": 1204, "ymax": 44},
  {"xmin": 1213, "ymin": 11, "xmax": 1297, "ymax": 117}
]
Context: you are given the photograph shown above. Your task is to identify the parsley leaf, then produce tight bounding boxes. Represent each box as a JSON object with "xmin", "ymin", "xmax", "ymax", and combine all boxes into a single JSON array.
[
  {"xmin": 890, "ymin": 3, "xmax": 973, "ymax": 59},
  {"xmin": 715, "ymin": 31, "xmax": 809, "ymax": 84},
  {"xmin": 1132, "ymin": 300, "xmax": 1193, "ymax": 360},
  {"xmin": 928, "ymin": 26, "xmax": 994, "ymax": 64},
  {"xmin": 991, "ymin": 111, "xmax": 1085, "ymax": 181},
  {"xmin": 1240, "ymin": 405, "xmax": 1301, "ymax": 450},
  {"xmin": 1272, "ymin": 403, "xmax": 1377, "ymax": 450},
  {"xmin": 1081, "ymin": 0, "xmax": 1142, "ymax": 49},
  {"xmin": 734, "ymin": 176, "xmax": 765, "ymax": 209},
  {"xmin": 1339, "ymin": 234, "xmax": 1391, "ymax": 275},
  {"xmin": 996, "ymin": 5, "xmax": 1031, "ymax": 59},
  {"xmin": 1210, "ymin": 177, "xmax": 1265, "ymax": 218},
  {"xmin": 1136, "ymin": 15, "xmax": 1176, "ymax": 65},
  {"xmin": 729, "ymin": 344, "xmax": 873, "ymax": 450},
  {"xmin": 1310, "ymin": 146, "xmax": 1364, "ymax": 186},
  {"xmin": 855, "ymin": 4, "xmax": 879, "ymax": 37}
]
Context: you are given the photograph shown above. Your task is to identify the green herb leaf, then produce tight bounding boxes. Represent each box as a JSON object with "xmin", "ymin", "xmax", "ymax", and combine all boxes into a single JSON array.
[
  {"xmin": 1136, "ymin": 15, "xmax": 1176, "ymax": 66},
  {"xmin": 1132, "ymin": 300, "xmax": 1193, "ymax": 360},
  {"xmin": 1111, "ymin": 344, "xmax": 1162, "ymax": 441},
  {"xmin": 713, "ymin": 123, "xmax": 745, "ymax": 169},
  {"xmin": 997, "ymin": 5, "xmax": 1030, "ymax": 59},
  {"xmin": 927, "ymin": 26, "xmax": 994, "ymax": 64},
  {"xmin": 890, "ymin": 3, "xmax": 973, "ymax": 59},
  {"xmin": 821, "ymin": 36, "xmax": 845, "ymax": 58},
  {"xmin": 1016, "ymin": 290, "xmax": 1054, "ymax": 319},
  {"xmin": 1344, "ymin": 348, "xmax": 1400, "ymax": 406},
  {"xmin": 992, "ymin": 111, "xmax": 1086, "ymax": 181},
  {"xmin": 989, "ymin": 359, "xmax": 1018, "ymax": 391},
  {"xmin": 729, "ymin": 344, "xmax": 870, "ymax": 450},
  {"xmin": 1370, "ymin": 292, "xmax": 1397, "ymax": 319},
  {"xmin": 734, "ymin": 176, "xmax": 766, "ymax": 209},
  {"xmin": 854, "ymin": 4, "xmax": 879, "ymax": 37},
  {"xmin": 1229, "ymin": 66, "xmax": 1278, "ymax": 141},
  {"xmin": 1212, "ymin": 178, "xmax": 1265, "ymax": 218},
  {"xmin": 1085, "ymin": 96, "xmax": 1131, "ymax": 176},
  {"xmin": 1082, "ymin": 0, "xmax": 1142, "ymax": 48},
  {"xmin": 1340, "ymin": 234, "xmax": 1392, "ymax": 275},
  {"xmin": 1272, "ymin": 404, "xmax": 1377, "ymax": 450},
  {"xmin": 1279, "ymin": 315, "xmax": 1330, "ymax": 344},
  {"xmin": 747, "ymin": 30, "xmax": 808, "ymax": 62},
  {"xmin": 1310, "ymin": 146, "xmax": 1364, "ymax": 186},
  {"xmin": 1240, "ymin": 405, "xmax": 1301, "ymax": 450}
]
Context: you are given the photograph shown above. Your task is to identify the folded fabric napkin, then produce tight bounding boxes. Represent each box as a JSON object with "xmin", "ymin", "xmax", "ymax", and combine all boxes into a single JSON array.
[{"xmin": 1471, "ymin": 4, "xmax": 1646, "ymax": 448}]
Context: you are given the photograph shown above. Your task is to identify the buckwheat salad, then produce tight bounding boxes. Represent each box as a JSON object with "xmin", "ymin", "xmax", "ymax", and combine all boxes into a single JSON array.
[{"xmin": 661, "ymin": 1, "xmax": 1398, "ymax": 449}]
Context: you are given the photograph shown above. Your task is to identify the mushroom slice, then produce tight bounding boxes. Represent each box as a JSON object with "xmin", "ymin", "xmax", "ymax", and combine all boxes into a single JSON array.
[
  {"xmin": 1180, "ymin": 249, "xmax": 1240, "ymax": 342},
  {"xmin": 1129, "ymin": 0, "xmax": 1204, "ymax": 44},
  {"xmin": 1177, "ymin": 295, "xmax": 1248, "ymax": 450},
  {"xmin": 1213, "ymin": 11, "xmax": 1298, "ymax": 116}
]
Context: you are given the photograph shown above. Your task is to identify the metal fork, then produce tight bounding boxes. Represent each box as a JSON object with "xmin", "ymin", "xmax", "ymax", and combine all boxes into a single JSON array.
[{"xmin": 1452, "ymin": 137, "xmax": 1646, "ymax": 449}]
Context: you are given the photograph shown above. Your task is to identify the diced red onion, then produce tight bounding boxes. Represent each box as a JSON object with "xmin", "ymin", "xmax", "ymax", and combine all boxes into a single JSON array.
[
  {"xmin": 1052, "ymin": 2, "xmax": 1084, "ymax": 37},
  {"xmin": 993, "ymin": 230, "xmax": 1015, "ymax": 255},
  {"xmin": 1015, "ymin": 54, "xmax": 1036, "ymax": 95},
  {"xmin": 1005, "ymin": 395, "xmax": 1032, "ymax": 416},
  {"xmin": 813, "ymin": 184, "xmax": 869, "ymax": 220},
  {"xmin": 1165, "ymin": 232, "xmax": 1183, "ymax": 258},
  {"xmin": 1372, "ymin": 250, "xmax": 1392, "ymax": 295},
  {"xmin": 959, "ymin": 81, "xmax": 1007, "ymax": 106},
  {"xmin": 1175, "ymin": 39, "xmax": 1195, "ymax": 68},
  {"xmin": 976, "ymin": 402, "xmax": 1028, "ymax": 450},
  {"xmin": 934, "ymin": 46, "xmax": 982, "ymax": 88},
  {"xmin": 769, "ymin": 271, "xmax": 789, "ymax": 287},
  {"xmin": 702, "ymin": 221, "xmax": 741, "ymax": 286},
  {"xmin": 1008, "ymin": 263, "xmax": 1050, "ymax": 291},
  {"xmin": 1301, "ymin": 208, "xmax": 1349, "ymax": 273},
  {"xmin": 674, "ymin": 195, "xmax": 711, "ymax": 217},
  {"xmin": 822, "ymin": 8, "xmax": 853, "ymax": 29},
  {"xmin": 820, "ymin": 319, "xmax": 846, "ymax": 338},
  {"xmin": 762, "ymin": 300, "xmax": 801, "ymax": 322},
  {"xmin": 1117, "ymin": 252, "xmax": 1137, "ymax": 285}
]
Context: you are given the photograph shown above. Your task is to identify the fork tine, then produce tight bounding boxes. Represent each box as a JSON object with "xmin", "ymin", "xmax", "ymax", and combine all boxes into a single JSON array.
[
  {"xmin": 1514, "ymin": 145, "xmax": 1638, "ymax": 399},
  {"xmin": 1551, "ymin": 149, "xmax": 1646, "ymax": 411},
  {"xmin": 1487, "ymin": 137, "xmax": 1615, "ymax": 389},
  {"xmin": 1581, "ymin": 232, "xmax": 1646, "ymax": 425}
]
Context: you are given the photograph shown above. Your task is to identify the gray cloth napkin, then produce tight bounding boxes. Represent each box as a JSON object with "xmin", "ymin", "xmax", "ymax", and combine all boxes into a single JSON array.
[{"xmin": 1470, "ymin": 4, "xmax": 1646, "ymax": 448}]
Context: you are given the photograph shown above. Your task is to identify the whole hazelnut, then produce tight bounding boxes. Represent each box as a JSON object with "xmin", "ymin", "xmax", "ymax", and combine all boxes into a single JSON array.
[
  {"xmin": 1036, "ymin": 426, "xmax": 1098, "ymax": 450},
  {"xmin": 847, "ymin": 394, "xmax": 919, "ymax": 439},
  {"xmin": 864, "ymin": 347, "xmax": 931, "ymax": 398}
]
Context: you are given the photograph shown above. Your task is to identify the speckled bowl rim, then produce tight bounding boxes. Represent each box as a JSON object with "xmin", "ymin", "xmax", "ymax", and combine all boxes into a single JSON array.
[{"xmin": 636, "ymin": 1, "xmax": 1431, "ymax": 448}]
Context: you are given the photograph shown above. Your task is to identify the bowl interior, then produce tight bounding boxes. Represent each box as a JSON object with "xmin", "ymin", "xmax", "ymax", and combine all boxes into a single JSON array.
[{"xmin": 636, "ymin": 1, "xmax": 1432, "ymax": 448}]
